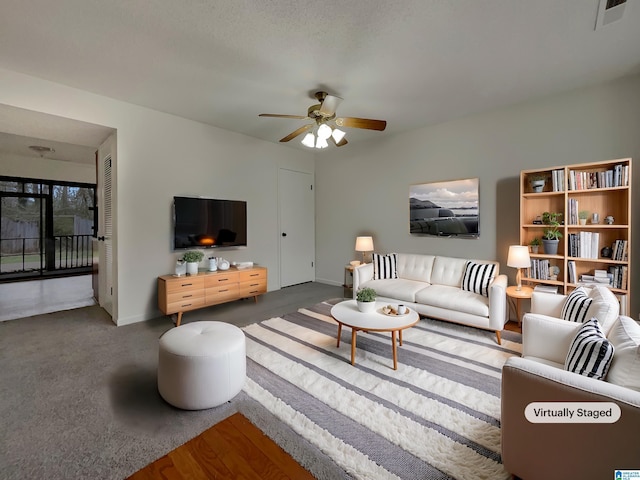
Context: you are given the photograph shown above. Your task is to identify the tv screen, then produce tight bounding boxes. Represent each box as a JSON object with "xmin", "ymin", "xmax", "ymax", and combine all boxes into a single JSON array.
[{"xmin": 173, "ymin": 196, "xmax": 247, "ymax": 249}]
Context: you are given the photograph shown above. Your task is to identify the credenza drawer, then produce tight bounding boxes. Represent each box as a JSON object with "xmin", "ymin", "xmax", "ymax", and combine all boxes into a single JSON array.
[
  {"xmin": 165, "ymin": 296, "xmax": 206, "ymax": 314},
  {"xmin": 163, "ymin": 276, "xmax": 205, "ymax": 293},
  {"xmin": 239, "ymin": 281, "xmax": 267, "ymax": 297},
  {"xmin": 166, "ymin": 290, "xmax": 204, "ymax": 304},
  {"xmin": 239, "ymin": 269, "xmax": 266, "ymax": 282},
  {"xmin": 206, "ymin": 284, "xmax": 240, "ymax": 304},
  {"xmin": 204, "ymin": 272, "xmax": 240, "ymax": 287}
]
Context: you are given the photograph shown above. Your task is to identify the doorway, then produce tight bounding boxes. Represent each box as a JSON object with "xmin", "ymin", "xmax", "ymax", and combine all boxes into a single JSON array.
[{"xmin": 279, "ymin": 168, "xmax": 315, "ymax": 287}]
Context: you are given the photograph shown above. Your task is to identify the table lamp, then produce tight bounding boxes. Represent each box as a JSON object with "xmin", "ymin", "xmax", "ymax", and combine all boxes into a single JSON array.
[
  {"xmin": 355, "ymin": 236, "xmax": 374, "ymax": 264},
  {"xmin": 507, "ymin": 245, "xmax": 531, "ymax": 291}
]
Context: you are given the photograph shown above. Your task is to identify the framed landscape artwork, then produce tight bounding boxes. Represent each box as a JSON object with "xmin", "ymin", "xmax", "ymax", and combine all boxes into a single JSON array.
[{"xmin": 409, "ymin": 178, "xmax": 479, "ymax": 238}]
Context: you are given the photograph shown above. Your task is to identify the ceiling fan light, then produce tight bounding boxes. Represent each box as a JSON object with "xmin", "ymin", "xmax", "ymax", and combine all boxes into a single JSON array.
[
  {"xmin": 316, "ymin": 137, "xmax": 329, "ymax": 149},
  {"xmin": 301, "ymin": 132, "xmax": 315, "ymax": 148},
  {"xmin": 317, "ymin": 123, "xmax": 332, "ymax": 140},
  {"xmin": 331, "ymin": 128, "xmax": 346, "ymax": 143}
]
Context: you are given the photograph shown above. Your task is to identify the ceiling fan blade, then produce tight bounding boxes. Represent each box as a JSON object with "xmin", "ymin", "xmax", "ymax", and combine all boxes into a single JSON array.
[
  {"xmin": 280, "ymin": 124, "xmax": 313, "ymax": 142},
  {"xmin": 259, "ymin": 113, "xmax": 307, "ymax": 119},
  {"xmin": 329, "ymin": 135, "xmax": 348, "ymax": 147},
  {"xmin": 319, "ymin": 94, "xmax": 342, "ymax": 116},
  {"xmin": 335, "ymin": 117, "xmax": 387, "ymax": 131}
]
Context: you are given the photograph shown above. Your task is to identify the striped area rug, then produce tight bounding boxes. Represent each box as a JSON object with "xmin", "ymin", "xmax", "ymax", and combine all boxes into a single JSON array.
[{"xmin": 242, "ymin": 299, "xmax": 522, "ymax": 480}]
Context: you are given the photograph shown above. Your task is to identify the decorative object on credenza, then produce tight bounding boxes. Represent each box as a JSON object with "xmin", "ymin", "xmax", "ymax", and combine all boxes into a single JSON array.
[
  {"xmin": 175, "ymin": 260, "xmax": 187, "ymax": 277},
  {"xmin": 605, "ymin": 215, "xmax": 615, "ymax": 225},
  {"xmin": 507, "ymin": 245, "xmax": 531, "ymax": 291},
  {"xmin": 355, "ymin": 236, "xmax": 374, "ymax": 264},
  {"xmin": 208, "ymin": 257, "xmax": 218, "ymax": 272},
  {"xmin": 409, "ymin": 178, "xmax": 479, "ymax": 238},
  {"xmin": 182, "ymin": 250, "xmax": 204, "ymax": 275},
  {"xmin": 355, "ymin": 287, "xmax": 377, "ymax": 313},
  {"xmin": 529, "ymin": 237, "xmax": 540, "ymax": 254},
  {"xmin": 212, "ymin": 257, "xmax": 230, "ymax": 270}
]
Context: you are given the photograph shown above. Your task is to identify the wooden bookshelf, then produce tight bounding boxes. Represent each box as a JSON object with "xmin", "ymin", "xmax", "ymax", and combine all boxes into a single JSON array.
[{"xmin": 519, "ymin": 158, "xmax": 631, "ymax": 313}]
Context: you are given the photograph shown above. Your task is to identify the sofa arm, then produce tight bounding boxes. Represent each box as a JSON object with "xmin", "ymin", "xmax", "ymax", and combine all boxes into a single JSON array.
[
  {"xmin": 352, "ymin": 263, "xmax": 374, "ymax": 299},
  {"xmin": 487, "ymin": 274, "xmax": 508, "ymax": 329},
  {"xmin": 530, "ymin": 291, "xmax": 565, "ymax": 317},
  {"xmin": 501, "ymin": 357, "xmax": 640, "ymax": 480},
  {"xmin": 522, "ymin": 314, "xmax": 581, "ymax": 364}
]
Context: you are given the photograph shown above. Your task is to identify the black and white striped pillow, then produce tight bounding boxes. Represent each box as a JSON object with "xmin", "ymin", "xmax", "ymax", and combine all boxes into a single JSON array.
[
  {"xmin": 372, "ymin": 253, "xmax": 398, "ymax": 280},
  {"xmin": 461, "ymin": 262, "xmax": 495, "ymax": 297},
  {"xmin": 565, "ymin": 318, "xmax": 615, "ymax": 380},
  {"xmin": 561, "ymin": 287, "xmax": 593, "ymax": 323}
]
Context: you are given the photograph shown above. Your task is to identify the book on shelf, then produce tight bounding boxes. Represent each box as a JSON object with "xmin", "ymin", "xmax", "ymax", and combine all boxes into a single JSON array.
[
  {"xmin": 551, "ymin": 169, "xmax": 564, "ymax": 192},
  {"xmin": 612, "ymin": 239, "xmax": 628, "ymax": 261},
  {"xmin": 567, "ymin": 231, "xmax": 599, "ymax": 259},
  {"xmin": 567, "ymin": 260, "xmax": 577, "ymax": 284},
  {"xmin": 534, "ymin": 285, "xmax": 558, "ymax": 294},
  {"xmin": 567, "ymin": 163, "xmax": 629, "ymax": 190}
]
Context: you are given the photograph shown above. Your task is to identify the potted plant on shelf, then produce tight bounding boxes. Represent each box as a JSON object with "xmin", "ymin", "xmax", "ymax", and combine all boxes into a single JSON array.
[
  {"xmin": 356, "ymin": 287, "xmax": 377, "ymax": 313},
  {"xmin": 541, "ymin": 212, "xmax": 563, "ymax": 255},
  {"xmin": 529, "ymin": 237, "xmax": 540, "ymax": 254},
  {"xmin": 182, "ymin": 250, "xmax": 204, "ymax": 275},
  {"xmin": 578, "ymin": 210, "xmax": 589, "ymax": 225},
  {"xmin": 529, "ymin": 174, "xmax": 546, "ymax": 193}
]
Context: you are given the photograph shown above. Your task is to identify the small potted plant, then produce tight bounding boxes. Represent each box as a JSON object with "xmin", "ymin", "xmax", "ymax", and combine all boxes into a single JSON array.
[
  {"xmin": 529, "ymin": 237, "xmax": 540, "ymax": 254},
  {"xmin": 578, "ymin": 210, "xmax": 589, "ymax": 225},
  {"xmin": 529, "ymin": 174, "xmax": 546, "ymax": 193},
  {"xmin": 182, "ymin": 250, "xmax": 204, "ymax": 275},
  {"xmin": 356, "ymin": 287, "xmax": 377, "ymax": 313},
  {"xmin": 541, "ymin": 212, "xmax": 563, "ymax": 255}
]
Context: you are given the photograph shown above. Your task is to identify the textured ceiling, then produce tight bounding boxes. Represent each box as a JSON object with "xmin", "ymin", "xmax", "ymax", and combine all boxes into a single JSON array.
[{"xmin": 0, "ymin": 0, "xmax": 639, "ymax": 156}]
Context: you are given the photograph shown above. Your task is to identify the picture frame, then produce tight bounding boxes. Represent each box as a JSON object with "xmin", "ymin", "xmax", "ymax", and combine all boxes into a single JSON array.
[{"xmin": 409, "ymin": 178, "xmax": 479, "ymax": 238}]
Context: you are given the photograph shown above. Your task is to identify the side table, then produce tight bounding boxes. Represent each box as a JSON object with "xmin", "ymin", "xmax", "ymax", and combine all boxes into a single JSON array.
[
  {"xmin": 506, "ymin": 285, "xmax": 534, "ymax": 327},
  {"xmin": 343, "ymin": 265, "xmax": 355, "ymax": 295}
]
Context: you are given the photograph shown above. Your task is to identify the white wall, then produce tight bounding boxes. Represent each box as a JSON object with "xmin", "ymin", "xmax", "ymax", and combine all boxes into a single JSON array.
[
  {"xmin": 315, "ymin": 74, "xmax": 640, "ymax": 318},
  {"xmin": 0, "ymin": 68, "xmax": 315, "ymax": 325},
  {"xmin": 1, "ymin": 153, "xmax": 96, "ymax": 183}
]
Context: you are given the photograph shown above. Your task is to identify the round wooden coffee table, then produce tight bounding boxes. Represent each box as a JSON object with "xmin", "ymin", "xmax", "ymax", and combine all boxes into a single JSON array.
[{"xmin": 330, "ymin": 300, "xmax": 420, "ymax": 370}]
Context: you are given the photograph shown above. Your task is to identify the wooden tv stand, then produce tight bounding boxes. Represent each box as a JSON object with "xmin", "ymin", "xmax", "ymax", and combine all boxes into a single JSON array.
[{"xmin": 158, "ymin": 266, "xmax": 267, "ymax": 326}]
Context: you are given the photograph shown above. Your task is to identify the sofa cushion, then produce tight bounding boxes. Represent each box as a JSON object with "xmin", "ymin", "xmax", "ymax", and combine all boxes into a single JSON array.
[
  {"xmin": 396, "ymin": 253, "xmax": 435, "ymax": 283},
  {"xmin": 415, "ymin": 285, "xmax": 490, "ymax": 317},
  {"xmin": 430, "ymin": 256, "xmax": 468, "ymax": 287},
  {"xmin": 561, "ymin": 287, "xmax": 592, "ymax": 323},
  {"xmin": 584, "ymin": 285, "xmax": 620, "ymax": 335},
  {"xmin": 461, "ymin": 261, "xmax": 496, "ymax": 297},
  {"xmin": 565, "ymin": 318, "xmax": 614, "ymax": 380},
  {"xmin": 606, "ymin": 316, "xmax": 640, "ymax": 391},
  {"xmin": 372, "ymin": 253, "xmax": 397, "ymax": 280},
  {"xmin": 361, "ymin": 278, "xmax": 427, "ymax": 303}
]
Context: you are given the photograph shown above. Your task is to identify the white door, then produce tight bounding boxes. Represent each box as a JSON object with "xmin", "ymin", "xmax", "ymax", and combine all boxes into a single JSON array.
[
  {"xmin": 279, "ymin": 169, "xmax": 315, "ymax": 287},
  {"xmin": 96, "ymin": 134, "xmax": 116, "ymax": 319}
]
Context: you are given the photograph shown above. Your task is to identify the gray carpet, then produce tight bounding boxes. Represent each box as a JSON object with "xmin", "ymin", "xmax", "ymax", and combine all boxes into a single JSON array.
[{"xmin": 0, "ymin": 283, "xmax": 347, "ymax": 480}]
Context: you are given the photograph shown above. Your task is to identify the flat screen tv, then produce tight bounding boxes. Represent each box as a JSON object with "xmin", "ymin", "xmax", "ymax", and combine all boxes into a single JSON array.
[{"xmin": 173, "ymin": 196, "xmax": 247, "ymax": 249}]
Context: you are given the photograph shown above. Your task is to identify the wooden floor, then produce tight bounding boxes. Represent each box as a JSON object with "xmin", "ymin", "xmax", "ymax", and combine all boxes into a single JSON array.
[{"xmin": 127, "ymin": 412, "xmax": 315, "ymax": 480}]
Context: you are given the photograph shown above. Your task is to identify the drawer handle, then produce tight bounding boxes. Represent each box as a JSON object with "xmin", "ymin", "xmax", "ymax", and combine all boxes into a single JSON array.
[
  {"xmin": 181, "ymin": 283, "xmax": 193, "ymax": 287},
  {"xmin": 250, "ymin": 273, "xmax": 259, "ymax": 277},
  {"xmin": 219, "ymin": 289, "xmax": 228, "ymax": 292},
  {"xmin": 182, "ymin": 294, "xmax": 192, "ymax": 298},
  {"xmin": 249, "ymin": 290, "xmax": 259, "ymax": 294},
  {"xmin": 181, "ymin": 303, "xmax": 192, "ymax": 307},
  {"xmin": 250, "ymin": 283, "xmax": 259, "ymax": 287},
  {"xmin": 218, "ymin": 278, "xmax": 229, "ymax": 282}
]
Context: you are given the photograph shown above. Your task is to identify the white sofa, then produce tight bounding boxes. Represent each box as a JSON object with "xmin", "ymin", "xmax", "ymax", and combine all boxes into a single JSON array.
[
  {"xmin": 502, "ymin": 287, "xmax": 640, "ymax": 479},
  {"xmin": 352, "ymin": 253, "xmax": 508, "ymax": 343}
]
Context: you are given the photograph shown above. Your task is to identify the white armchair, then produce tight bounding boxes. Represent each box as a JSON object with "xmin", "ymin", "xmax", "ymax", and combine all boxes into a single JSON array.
[{"xmin": 501, "ymin": 309, "xmax": 640, "ymax": 479}]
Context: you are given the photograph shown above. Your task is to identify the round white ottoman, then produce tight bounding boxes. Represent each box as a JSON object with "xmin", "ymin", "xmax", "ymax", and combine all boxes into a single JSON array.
[{"xmin": 158, "ymin": 321, "xmax": 246, "ymax": 410}]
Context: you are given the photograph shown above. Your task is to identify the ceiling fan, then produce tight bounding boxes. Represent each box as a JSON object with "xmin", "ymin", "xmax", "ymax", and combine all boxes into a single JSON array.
[{"xmin": 259, "ymin": 91, "xmax": 387, "ymax": 148}]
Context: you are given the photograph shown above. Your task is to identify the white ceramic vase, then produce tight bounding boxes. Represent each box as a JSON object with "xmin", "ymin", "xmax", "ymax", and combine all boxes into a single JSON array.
[
  {"xmin": 357, "ymin": 300, "xmax": 376, "ymax": 313},
  {"xmin": 186, "ymin": 262, "xmax": 199, "ymax": 275}
]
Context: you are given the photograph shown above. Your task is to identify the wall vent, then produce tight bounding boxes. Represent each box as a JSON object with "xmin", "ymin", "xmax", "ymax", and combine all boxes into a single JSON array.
[{"xmin": 595, "ymin": 0, "xmax": 628, "ymax": 30}]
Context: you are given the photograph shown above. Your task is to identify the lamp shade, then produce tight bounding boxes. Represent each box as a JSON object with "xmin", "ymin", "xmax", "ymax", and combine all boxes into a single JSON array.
[
  {"xmin": 355, "ymin": 236, "xmax": 374, "ymax": 252},
  {"xmin": 507, "ymin": 245, "xmax": 531, "ymax": 268}
]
